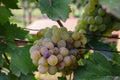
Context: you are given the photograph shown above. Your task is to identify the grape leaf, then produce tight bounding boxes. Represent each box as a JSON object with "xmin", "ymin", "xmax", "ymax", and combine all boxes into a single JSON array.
[
  {"xmin": 19, "ymin": 73, "xmax": 36, "ymax": 80},
  {"xmin": 6, "ymin": 44, "xmax": 36, "ymax": 76},
  {"xmin": 0, "ymin": 73, "xmax": 9, "ymax": 80},
  {"xmin": 99, "ymin": 0, "xmax": 120, "ymax": 19},
  {"xmin": 58, "ymin": 76, "xmax": 67, "ymax": 80},
  {"xmin": 88, "ymin": 40, "xmax": 114, "ymax": 61},
  {"xmin": 74, "ymin": 52, "xmax": 119, "ymax": 80},
  {"xmin": 0, "ymin": 6, "xmax": 12, "ymax": 24},
  {"xmin": 0, "ymin": 22, "xmax": 28, "ymax": 41},
  {"xmin": 113, "ymin": 53, "xmax": 120, "ymax": 66},
  {"xmin": 38, "ymin": 0, "xmax": 72, "ymax": 21},
  {"xmin": 8, "ymin": 73, "xmax": 18, "ymax": 80},
  {"xmin": 1, "ymin": 0, "xmax": 19, "ymax": 9}
]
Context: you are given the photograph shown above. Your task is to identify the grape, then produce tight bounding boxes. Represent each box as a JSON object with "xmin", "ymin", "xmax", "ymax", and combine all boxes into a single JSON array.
[
  {"xmin": 32, "ymin": 60, "xmax": 39, "ymax": 66},
  {"xmin": 72, "ymin": 32, "xmax": 80, "ymax": 40},
  {"xmin": 57, "ymin": 54, "xmax": 63, "ymax": 62},
  {"xmin": 69, "ymin": 49, "xmax": 78, "ymax": 56},
  {"xmin": 38, "ymin": 57, "xmax": 48, "ymax": 66},
  {"xmin": 98, "ymin": 24, "xmax": 106, "ymax": 32},
  {"xmin": 74, "ymin": 40, "xmax": 81, "ymax": 48},
  {"xmin": 44, "ymin": 29, "xmax": 52, "ymax": 38},
  {"xmin": 38, "ymin": 65, "xmax": 48, "ymax": 74},
  {"xmin": 37, "ymin": 29, "xmax": 46, "ymax": 38},
  {"xmin": 89, "ymin": 0, "xmax": 98, "ymax": 5},
  {"xmin": 89, "ymin": 24, "xmax": 98, "ymax": 32},
  {"xmin": 60, "ymin": 27, "xmax": 67, "ymax": 32},
  {"xmin": 66, "ymin": 38, "xmax": 74, "ymax": 44},
  {"xmin": 40, "ymin": 47, "xmax": 48, "ymax": 55},
  {"xmin": 66, "ymin": 41, "xmax": 73, "ymax": 49},
  {"xmin": 48, "ymin": 66, "xmax": 57, "ymax": 75},
  {"xmin": 63, "ymin": 56, "xmax": 72, "ymax": 66},
  {"xmin": 30, "ymin": 51, "xmax": 41, "ymax": 60},
  {"xmin": 70, "ymin": 55, "xmax": 77, "ymax": 64},
  {"xmin": 43, "ymin": 51, "xmax": 51, "ymax": 59},
  {"xmin": 34, "ymin": 39, "xmax": 42, "ymax": 46},
  {"xmin": 57, "ymin": 40, "xmax": 66, "ymax": 48},
  {"xmin": 29, "ymin": 46, "xmax": 40, "ymax": 54},
  {"xmin": 78, "ymin": 29, "xmax": 86, "ymax": 34},
  {"xmin": 42, "ymin": 38, "xmax": 52, "ymax": 45},
  {"xmin": 51, "ymin": 34, "xmax": 61, "ymax": 43},
  {"xmin": 84, "ymin": 3, "xmax": 95, "ymax": 12},
  {"xmin": 98, "ymin": 8, "xmax": 105, "ymax": 16},
  {"xmin": 57, "ymin": 61, "xmax": 65, "ymax": 70},
  {"xmin": 80, "ymin": 37, "xmax": 87, "ymax": 45},
  {"xmin": 53, "ymin": 47, "xmax": 59, "ymax": 55},
  {"xmin": 87, "ymin": 16, "xmax": 95, "ymax": 24},
  {"xmin": 47, "ymin": 55, "xmax": 58, "ymax": 66},
  {"xmin": 103, "ymin": 15, "xmax": 111, "ymax": 24},
  {"xmin": 49, "ymin": 49, "xmax": 54, "ymax": 54},
  {"xmin": 61, "ymin": 31, "xmax": 70, "ymax": 40},
  {"xmin": 95, "ymin": 16, "xmax": 103, "ymax": 24},
  {"xmin": 44, "ymin": 42, "xmax": 54, "ymax": 50},
  {"xmin": 60, "ymin": 47, "xmax": 69, "ymax": 57}
]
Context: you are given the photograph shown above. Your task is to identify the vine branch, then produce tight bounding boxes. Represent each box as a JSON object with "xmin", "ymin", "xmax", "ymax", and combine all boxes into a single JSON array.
[
  {"xmin": 56, "ymin": 20, "xmax": 64, "ymax": 27},
  {"xmin": 3, "ymin": 53, "xmax": 10, "ymax": 65}
]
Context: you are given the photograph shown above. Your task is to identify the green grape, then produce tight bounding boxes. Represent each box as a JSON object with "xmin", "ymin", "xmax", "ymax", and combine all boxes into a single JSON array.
[
  {"xmin": 72, "ymin": 32, "xmax": 80, "ymax": 40},
  {"xmin": 57, "ymin": 40, "xmax": 66, "ymax": 48},
  {"xmin": 52, "ymin": 26, "xmax": 61, "ymax": 36},
  {"xmin": 37, "ymin": 29, "xmax": 46, "ymax": 38},
  {"xmin": 63, "ymin": 56, "xmax": 72, "ymax": 66},
  {"xmin": 44, "ymin": 29, "xmax": 52, "ymax": 38},
  {"xmin": 30, "ymin": 51, "xmax": 41, "ymax": 61},
  {"xmin": 80, "ymin": 37, "xmax": 87, "ymax": 45},
  {"xmin": 47, "ymin": 55, "xmax": 58, "ymax": 66},
  {"xmin": 84, "ymin": 3, "xmax": 95, "ymax": 12},
  {"xmin": 32, "ymin": 60, "xmax": 39, "ymax": 66},
  {"xmin": 38, "ymin": 57, "xmax": 48, "ymax": 66},
  {"xmin": 61, "ymin": 31, "xmax": 70, "ymax": 40},
  {"xmin": 34, "ymin": 39, "xmax": 42, "ymax": 46},
  {"xmin": 69, "ymin": 49, "xmax": 78, "ymax": 56},
  {"xmin": 42, "ymin": 38, "xmax": 52, "ymax": 45},
  {"xmin": 51, "ymin": 34, "xmax": 61, "ymax": 43},
  {"xmin": 44, "ymin": 42, "xmax": 54, "ymax": 50},
  {"xmin": 78, "ymin": 29, "xmax": 86, "ymax": 34},
  {"xmin": 48, "ymin": 66, "xmax": 57, "ymax": 75},
  {"xmin": 89, "ymin": 0, "xmax": 98, "ymax": 5},
  {"xmin": 87, "ymin": 16, "xmax": 95, "ymax": 24},
  {"xmin": 29, "ymin": 46, "xmax": 40, "ymax": 54},
  {"xmin": 98, "ymin": 8, "xmax": 106, "ymax": 16},
  {"xmin": 70, "ymin": 55, "xmax": 77, "ymax": 64},
  {"xmin": 74, "ymin": 40, "xmax": 81, "ymax": 48},
  {"xmin": 103, "ymin": 15, "xmax": 111, "ymax": 24},
  {"xmin": 98, "ymin": 24, "xmax": 106, "ymax": 32},
  {"xmin": 60, "ymin": 47, "xmax": 69, "ymax": 57},
  {"xmin": 38, "ymin": 65, "xmax": 48, "ymax": 74},
  {"xmin": 82, "ymin": 12, "xmax": 89, "ymax": 19},
  {"xmin": 89, "ymin": 24, "xmax": 98, "ymax": 32},
  {"xmin": 95, "ymin": 16, "xmax": 103, "ymax": 24},
  {"xmin": 60, "ymin": 27, "xmax": 67, "ymax": 32}
]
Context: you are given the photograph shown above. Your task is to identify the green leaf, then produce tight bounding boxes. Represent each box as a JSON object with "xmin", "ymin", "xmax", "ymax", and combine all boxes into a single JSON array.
[
  {"xmin": 38, "ymin": 0, "xmax": 72, "ymax": 21},
  {"xmin": 0, "ymin": 73, "xmax": 9, "ymax": 80},
  {"xmin": 113, "ymin": 53, "xmax": 120, "ymax": 66},
  {"xmin": 99, "ymin": 0, "xmax": 120, "ymax": 19},
  {"xmin": 8, "ymin": 73, "xmax": 18, "ymax": 80},
  {"xmin": 19, "ymin": 73, "xmax": 36, "ymax": 80},
  {"xmin": 0, "ymin": 22, "xmax": 28, "ymax": 41},
  {"xmin": 0, "ymin": 6, "xmax": 12, "ymax": 24},
  {"xmin": 58, "ymin": 76, "xmax": 67, "ymax": 80},
  {"xmin": 88, "ymin": 40, "xmax": 114, "ymax": 61},
  {"xmin": 8, "ymin": 45, "xmax": 36, "ymax": 76},
  {"xmin": 1, "ymin": 0, "xmax": 19, "ymax": 9},
  {"xmin": 74, "ymin": 52, "xmax": 113, "ymax": 80}
]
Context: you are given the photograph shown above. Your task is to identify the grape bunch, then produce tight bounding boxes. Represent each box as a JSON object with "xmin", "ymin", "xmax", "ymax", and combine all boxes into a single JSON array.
[
  {"xmin": 75, "ymin": 0, "xmax": 120, "ymax": 39},
  {"xmin": 29, "ymin": 25, "xmax": 87, "ymax": 75}
]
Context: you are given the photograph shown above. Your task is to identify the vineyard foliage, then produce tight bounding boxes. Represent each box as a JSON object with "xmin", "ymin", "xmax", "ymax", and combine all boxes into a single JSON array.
[{"xmin": 0, "ymin": 0, "xmax": 120, "ymax": 80}]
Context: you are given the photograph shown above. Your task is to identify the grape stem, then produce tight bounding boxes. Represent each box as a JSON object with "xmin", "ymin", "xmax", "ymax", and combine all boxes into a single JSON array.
[
  {"xmin": 3, "ymin": 53, "xmax": 10, "ymax": 65},
  {"xmin": 57, "ymin": 20, "xmax": 64, "ymax": 27}
]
